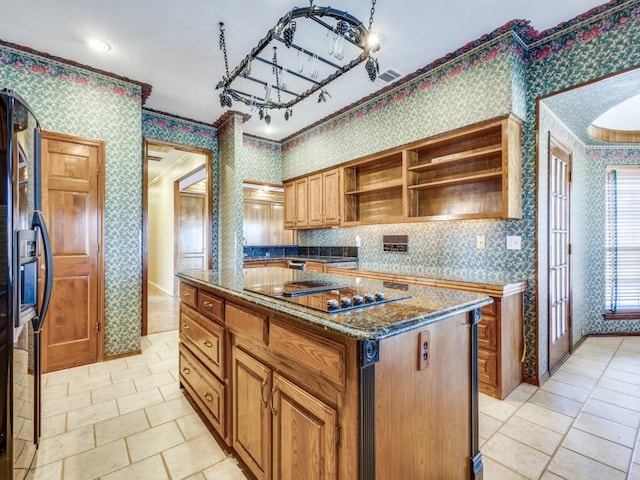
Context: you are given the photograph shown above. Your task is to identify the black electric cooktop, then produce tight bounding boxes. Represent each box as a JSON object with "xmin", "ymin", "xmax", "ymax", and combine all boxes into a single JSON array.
[{"xmin": 244, "ymin": 279, "xmax": 411, "ymax": 313}]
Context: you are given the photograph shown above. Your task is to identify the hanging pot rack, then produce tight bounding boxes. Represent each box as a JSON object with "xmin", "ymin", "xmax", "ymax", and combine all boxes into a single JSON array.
[{"xmin": 216, "ymin": 1, "xmax": 380, "ymax": 124}]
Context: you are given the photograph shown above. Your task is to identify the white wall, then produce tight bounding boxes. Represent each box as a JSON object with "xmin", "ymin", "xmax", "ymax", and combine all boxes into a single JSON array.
[{"xmin": 148, "ymin": 152, "xmax": 206, "ymax": 294}]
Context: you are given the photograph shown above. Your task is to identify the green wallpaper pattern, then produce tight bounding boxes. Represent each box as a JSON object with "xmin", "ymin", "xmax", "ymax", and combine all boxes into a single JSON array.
[{"xmin": 0, "ymin": 44, "xmax": 143, "ymax": 356}]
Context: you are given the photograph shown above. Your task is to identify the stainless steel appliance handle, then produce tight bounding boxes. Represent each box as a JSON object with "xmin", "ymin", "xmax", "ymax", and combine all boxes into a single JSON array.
[
  {"xmin": 287, "ymin": 260, "xmax": 306, "ymax": 270},
  {"xmin": 31, "ymin": 210, "xmax": 53, "ymax": 332}
]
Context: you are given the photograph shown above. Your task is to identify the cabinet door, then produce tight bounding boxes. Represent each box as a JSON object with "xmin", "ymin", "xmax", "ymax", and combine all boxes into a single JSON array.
[
  {"xmin": 322, "ymin": 169, "xmax": 341, "ymax": 226},
  {"xmin": 233, "ymin": 348, "xmax": 272, "ymax": 480},
  {"xmin": 308, "ymin": 173, "xmax": 324, "ymax": 227},
  {"xmin": 283, "ymin": 181, "xmax": 296, "ymax": 229},
  {"xmin": 294, "ymin": 178, "xmax": 309, "ymax": 227},
  {"xmin": 243, "ymin": 200, "xmax": 270, "ymax": 245},
  {"xmin": 270, "ymin": 203, "xmax": 294, "ymax": 245},
  {"xmin": 271, "ymin": 373, "xmax": 337, "ymax": 480}
]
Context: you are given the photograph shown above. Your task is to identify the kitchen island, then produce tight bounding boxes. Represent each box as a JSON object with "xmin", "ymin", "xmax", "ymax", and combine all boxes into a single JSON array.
[{"xmin": 177, "ymin": 267, "xmax": 491, "ymax": 480}]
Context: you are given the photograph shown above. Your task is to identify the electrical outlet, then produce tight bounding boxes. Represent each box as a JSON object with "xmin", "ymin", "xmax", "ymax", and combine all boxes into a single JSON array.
[
  {"xmin": 476, "ymin": 235, "xmax": 485, "ymax": 250},
  {"xmin": 418, "ymin": 331, "xmax": 430, "ymax": 370},
  {"xmin": 506, "ymin": 235, "xmax": 522, "ymax": 250}
]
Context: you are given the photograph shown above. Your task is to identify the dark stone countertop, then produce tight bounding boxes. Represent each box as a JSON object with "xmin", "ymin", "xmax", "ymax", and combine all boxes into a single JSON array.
[{"xmin": 177, "ymin": 267, "xmax": 491, "ymax": 341}]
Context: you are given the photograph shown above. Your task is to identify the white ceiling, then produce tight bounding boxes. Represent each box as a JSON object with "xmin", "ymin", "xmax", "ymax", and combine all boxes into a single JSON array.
[{"xmin": 2, "ymin": 0, "xmax": 608, "ymax": 141}]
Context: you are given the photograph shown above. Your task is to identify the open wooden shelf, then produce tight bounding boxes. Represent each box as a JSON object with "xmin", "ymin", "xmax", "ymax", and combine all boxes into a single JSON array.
[
  {"xmin": 345, "ymin": 181, "xmax": 403, "ymax": 196},
  {"xmin": 407, "ymin": 145, "xmax": 503, "ymax": 172},
  {"xmin": 408, "ymin": 171, "xmax": 502, "ymax": 190}
]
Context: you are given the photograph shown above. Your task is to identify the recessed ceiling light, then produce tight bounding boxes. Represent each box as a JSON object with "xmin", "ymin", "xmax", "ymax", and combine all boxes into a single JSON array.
[{"xmin": 87, "ymin": 38, "xmax": 111, "ymax": 52}]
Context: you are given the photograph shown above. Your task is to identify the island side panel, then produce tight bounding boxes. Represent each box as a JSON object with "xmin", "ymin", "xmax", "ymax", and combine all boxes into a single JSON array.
[{"xmin": 374, "ymin": 311, "xmax": 477, "ymax": 479}]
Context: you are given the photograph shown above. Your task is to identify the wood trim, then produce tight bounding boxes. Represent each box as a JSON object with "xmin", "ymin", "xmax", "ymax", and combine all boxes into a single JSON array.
[
  {"xmin": 103, "ymin": 349, "xmax": 142, "ymax": 361},
  {"xmin": 41, "ymin": 130, "xmax": 106, "ymax": 363},
  {"xmin": 588, "ymin": 124, "xmax": 640, "ymax": 144}
]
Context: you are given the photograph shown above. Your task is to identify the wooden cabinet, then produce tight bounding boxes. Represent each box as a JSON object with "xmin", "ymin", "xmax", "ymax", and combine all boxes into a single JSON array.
[
  {"xmin": 285, "ymin": 169, "xmax": 339, "ymax": 229},
  {"xmin": 309, "ymin": 169, "xmax": 340, "ymax": 227},
  {"xmin": 230, "ymin": 317, "xmax": 338, "ymax": 480},
  {"xmin": 232, "ymin": 348, "xmax": 272, "ymax": 480},
  {"xmin": 181, "ymin": 277, "xmax": 482, "ymax": 479},
  {"xmin": 324, "ymin": 267, "xmax": 526, "ymax": 399},
  {"xmin": 178, "ymin": 285, "xmax": 229, "ymax": 443},
  {"xmin": 244, "ymin": 187, "xmax": 294, "ymax": 246},
  {"xmin": 284, "ymin": 177, "xmax": 309, "ymax": 229},
  {"xmin": 477, "ymin": 294, "xmax": 524, "ymax": 399},
  {"xmin": 343, "ymin": 151, "xmax": 405, "ymax": 224},
  {"xmin": 285, "ymin": 115, "xmax": 521, "ymax": 228},
  {"xmin": 405, "ymin": 115, "xmax": 521, "ymax": 220}
]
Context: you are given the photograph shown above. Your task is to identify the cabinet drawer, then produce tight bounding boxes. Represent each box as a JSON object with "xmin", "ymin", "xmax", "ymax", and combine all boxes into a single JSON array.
[
  {"xmin": 478, "ymin": 350, "xmax": 497, "ymax": 386},
  {"xmin": 180, "ymin": 283, "xmax": 197, "ymax": 309},
  {"xmin": 226, "ymin": 303, "xmax": 266, "ymax": 344},
  {"xmin": 180, "ymin": 307, "xmax": 224, "ymax": 379},
  {"xmin": 478, "ymin": 316, "xmax": 497, "ymax": 352},
  {"xmin": 269, "ymin": 318, "xmax": 345, "ymax": 388},
  {"xmin": 198, "ymin": 291, "xmax": 224, "ymax": 322},
  {"xmin": 180, "ymin": 345, "xmax": 225, "ymax": 437}
]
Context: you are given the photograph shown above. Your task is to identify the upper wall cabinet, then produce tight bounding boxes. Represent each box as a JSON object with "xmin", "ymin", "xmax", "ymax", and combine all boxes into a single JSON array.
[
  {"xmin": 405, "ymin": 115, "xmax": 522, "ymax": 220},
  {"xmin": 284, "ymin": 115, "xmax": 522, "ymax": 228},
  {"xmin": 284, "ymin": 168, "xmax": 340, "ymax": 230}
]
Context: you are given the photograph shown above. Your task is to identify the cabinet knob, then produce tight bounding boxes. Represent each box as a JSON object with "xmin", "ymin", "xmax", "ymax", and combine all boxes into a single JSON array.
[
  {"xmin": 182, "ymin": 367, "xmax": 191, "ymax": 375},
  {"xmin": 182, "ymin": 292, "xmax": 190, "ymax": 297},
  {"xmin": 203, "ymin": 301, "xmax": 213, "ymax": 308},
  {"xmin": 203, "ymin": 340, "xmax": 213, "ymax": 348},
  {"xmin": 182, "ymin": 323, "xmax": 190, "ymax": 330},
  {"xmin": 204, "ymin": 392, "xmax": 214, "ymax": 403}
]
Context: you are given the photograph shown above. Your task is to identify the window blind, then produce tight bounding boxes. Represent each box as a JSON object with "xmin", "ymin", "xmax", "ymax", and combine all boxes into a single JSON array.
[{"xmin": 605, "ymin": 166, "xmax": 640, "ymax": 317}]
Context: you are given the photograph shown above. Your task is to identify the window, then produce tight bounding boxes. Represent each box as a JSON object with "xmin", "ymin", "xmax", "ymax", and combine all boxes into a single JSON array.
[{"xmin": 605, "ymin": 166, "xmax": 640, "ymax": 319}]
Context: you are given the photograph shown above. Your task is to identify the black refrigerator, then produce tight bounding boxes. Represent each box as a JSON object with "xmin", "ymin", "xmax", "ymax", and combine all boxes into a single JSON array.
[{"xmin": 0, "ymin": 89, "xmax": 53, "ymax": 479}]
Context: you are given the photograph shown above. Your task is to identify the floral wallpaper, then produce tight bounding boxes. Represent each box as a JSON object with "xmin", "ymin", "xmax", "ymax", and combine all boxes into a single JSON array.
[{"xmin": 0, "ymin": 43, "xmax": 143, "ymax": 357}]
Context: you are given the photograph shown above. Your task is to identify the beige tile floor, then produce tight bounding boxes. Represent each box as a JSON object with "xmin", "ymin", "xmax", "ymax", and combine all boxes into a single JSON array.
[
  {"xmin": 27, "ymin": 300, "xmax": 640, "ymax": 479},
  {"xmin": 481, "ymin": 336, "xmax": 640, "ymax": 480},
  {"xmin": 146, "ymin": 283, "xmax": 180, "ymax": 334}
]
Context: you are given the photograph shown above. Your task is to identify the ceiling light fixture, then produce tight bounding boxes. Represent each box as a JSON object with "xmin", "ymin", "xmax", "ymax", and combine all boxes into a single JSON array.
[
  {"xmin": 87, "ymin": 38, "xmax": 111, "ymax": 52},
  {"xmin": 216, "ymin": 0, "xmax": 380, "ymax": 124}
]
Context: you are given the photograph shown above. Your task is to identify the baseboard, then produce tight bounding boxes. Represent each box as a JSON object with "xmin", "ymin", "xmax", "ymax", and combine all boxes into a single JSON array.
[{"xmin": 148, "ymin": 280, "xmax": 175, "ymax": 296}]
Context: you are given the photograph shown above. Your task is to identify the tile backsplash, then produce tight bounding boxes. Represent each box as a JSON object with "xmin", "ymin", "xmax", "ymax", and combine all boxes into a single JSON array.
[{"xmin": 244, "ymin": 245, "xmax": 358, "ymax": 259}]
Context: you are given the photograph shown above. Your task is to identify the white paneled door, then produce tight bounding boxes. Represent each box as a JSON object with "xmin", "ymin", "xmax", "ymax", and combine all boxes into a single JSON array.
[{"xmin": 548, "ymin": 136, "xmax": 572, "ymax": 373}]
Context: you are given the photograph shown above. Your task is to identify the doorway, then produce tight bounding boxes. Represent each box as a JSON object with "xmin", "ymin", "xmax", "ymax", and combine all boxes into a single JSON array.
[{"xmin": 142, "ymin": 139, "xmax": 211, "ymax": 336}]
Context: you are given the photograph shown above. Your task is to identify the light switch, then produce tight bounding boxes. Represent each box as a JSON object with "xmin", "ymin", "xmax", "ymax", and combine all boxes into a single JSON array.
[
  {"xmin": 506, "ymin": 235, "xmax": 522, "ymax": 250},
  {"xmin": 476, "ymin": 235, "xmax": 485, "ymax": 250}
]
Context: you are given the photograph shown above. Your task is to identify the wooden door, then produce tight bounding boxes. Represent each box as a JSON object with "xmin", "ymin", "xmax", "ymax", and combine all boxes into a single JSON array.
[
  {"xmin": 243, "ymin": 200, "xmax": 270, "ymax": 246},
  {"xmin": 322, "ymin": 169, "xmax": 340, "ymax": 226},
  {"xmin": 308, "ymin": 173, "xmax": 323, "ymax": 227},
  {"xmin": 233, "ymin": 348, "xmax": 272, "ymax": 480},
  {"xmin": 548, "ymin": 136, "xmax": 572, "ymax": 373},
  {"xmin": 294, "ymin": 178, "xmax": 308, "ymax": 228},
  {"xmin": 271, "ymin": 373, "xmax": 337, "ymax": 480},
  {"xmin": 176, "ymin": 190, "xmax": 207, "ymax": 275},
  {"xmin": 40, "ymin": 132, "xmax": 103, "ymax": 372},
  {"xmin": 283, "ymin": 181, "xmax": 296, "ymax": 229},
  {"xmin": 271, "ymin": 203, "xmax": 294, "ymax": 245}
]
